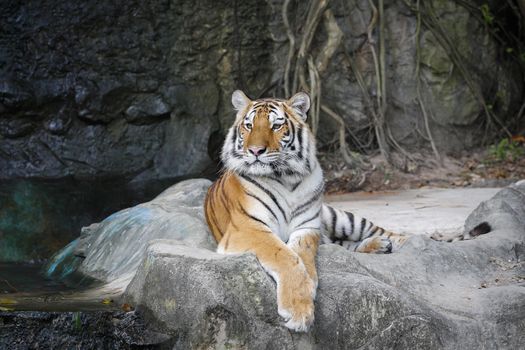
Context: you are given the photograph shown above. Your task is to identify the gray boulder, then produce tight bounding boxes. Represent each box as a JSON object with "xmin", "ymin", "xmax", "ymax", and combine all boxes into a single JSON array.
[
  {"xmin": 46, "ymin": 179, "xmax": 525, "ymax": 348},
  {"xmin": 45, "ymin": 179, "xmax": 216, "ymax": 282}
]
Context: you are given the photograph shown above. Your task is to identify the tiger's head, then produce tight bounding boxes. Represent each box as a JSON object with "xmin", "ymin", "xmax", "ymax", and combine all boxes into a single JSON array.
[{"xmin": 221, "ymin": 90, "xmax": 316, "ymax": 178}]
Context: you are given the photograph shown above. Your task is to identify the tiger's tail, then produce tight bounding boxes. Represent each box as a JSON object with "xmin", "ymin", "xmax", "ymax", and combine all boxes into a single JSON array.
[
  {"xmin": 430, "ymin": 222, "xmax": 491, "ymax": 242},
  {"xmin": 320, "ymin": 204, "xmax": 407, "ymax": 253}
]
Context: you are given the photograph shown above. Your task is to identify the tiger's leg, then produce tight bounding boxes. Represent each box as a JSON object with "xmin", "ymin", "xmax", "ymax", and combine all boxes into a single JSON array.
[
  {"xmin": 368, "ymin": 229, "xmax": 409, "ymax": 252},
  {"xmin": 219, "ymin": 226, "xmax": 316, "ymax": 332},
  {"xmin": 287, "ymin": 230, "xmax": 320, "ymax": 291},
  {"xmin": 342, "ymin": 232, "xmax": 407, "ymax": 253}
]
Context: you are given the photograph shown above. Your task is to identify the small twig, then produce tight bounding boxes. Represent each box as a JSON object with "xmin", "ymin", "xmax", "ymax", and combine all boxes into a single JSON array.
[
  {"xmin": 386, "ymin": 125, "xmax": 416, "ymax": 162},
  {"xmin": 293, "ymin": 0, "xmax": 328, "ymax": 93},
  {"xmin": 282, "ymin": 0, "xmax": 295, "ymax": 97},
  {"xmin": 414, "ymin": 0, "xmax": 441, "ymax": 164},
  {"xmin": 366, "ymin": 0, "xmax": 391, "ymax": 163},
  {"xmin": 1, "ymin": 279, "xmax": 19, "ymax": 293},
  {"xmin": 321, "ymin": 104, "xmax": 366, "ymax": 167},
  {"xmin": 315, "ymin": 9, "xmax": 344, "ymax": 74},
  {"xmin": 307, "ymin": 57, "xmax": 321, "ymax": 134},
  {"xmin": 516, "ymin": 101, "xmax": 525, "ymax": 122}
]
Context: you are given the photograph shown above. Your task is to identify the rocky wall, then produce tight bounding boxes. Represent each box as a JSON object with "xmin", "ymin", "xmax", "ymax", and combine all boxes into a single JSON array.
[{"xmin": 1, "ymin": 0, "xmax": 523, "ymax": 182}]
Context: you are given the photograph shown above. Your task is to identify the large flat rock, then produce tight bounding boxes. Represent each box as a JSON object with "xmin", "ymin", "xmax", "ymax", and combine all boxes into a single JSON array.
[{"xmin": 15, "ymin": 180, "xmax": 524, "ymax": 349}]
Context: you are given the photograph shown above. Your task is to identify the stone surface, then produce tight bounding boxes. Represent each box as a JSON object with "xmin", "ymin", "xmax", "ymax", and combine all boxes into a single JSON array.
[
  {"xmin": 45, "ymin": 178, "xmax": 216, "ymax": 282},
  {"xmin": 0, "ymin": 311, "xmax": 171, "ymax": 349},
  {"xmin": 121, "ymin": 181, "xmax": 525, "ymax": 349},
  {"xmin": 42, "ymin": 178, "xmax": 525, "ymax": 349},
  {"xmin": 327, "ymin": 187, "xmax": 502, "ymax": 236},
  {"xmin": 0, "ymin": 0, "xmax": 522, "ymax": 183}
]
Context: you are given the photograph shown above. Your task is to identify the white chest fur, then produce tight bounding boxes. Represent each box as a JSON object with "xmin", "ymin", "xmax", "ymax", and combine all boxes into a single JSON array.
[{"xmin": 240, "ymin": 162, "xmax": 324, "ymax": 242}]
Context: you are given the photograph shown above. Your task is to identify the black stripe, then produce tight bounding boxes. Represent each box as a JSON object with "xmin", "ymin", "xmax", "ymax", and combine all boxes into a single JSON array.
[
  {"xmin": 240, "ymin": 174, "xmax": 288, "ymax": 221},
  {"xmin": 297, "ymin": 127, "xmax": 303, "ymax": 159},
  {"xmin": 295, "ymin": 209, "xmax": 321, "ymax": 228},
  {"xmin": 219, "ymin": 193, "xmax": 229, "ymax": 213},
  {"xmin": 288, "ymin": 118, "xmax": 296, "ymax": 148},
  {"xmin": 346, "ymin": 212, "xmax": 354, "ymax": 237},
  {"xmin": 291, "ymin": 180, "xmax": 302, "ymax": 192},
  {"xmin": 328, "ymin": 205, "xmax": 337, "ymax": 236},
  {"xmin": 303, "ymin": 133, "xmax": 309, "ymax": 164},
  {"xmin": 245, "ymin": 191, "xmax": 279, "ymax": 222},
  {"xmin": 231, "ymin": 127, "xmax": 238, "ymax": 144},
  {"xmin": 379, "ymin": 228, "xmax": 385, "ymax": 236},
  {"xmin": 359, "ymin": 218, "xmax": 366, "ymax": 240},
  {"xmin": 364, "ymin": 221, "xmax": 375, "ymax": 238},
  {"xmin": 269, "ymin": 175, "xmax": 285, "ymax": 186},
  {"xmin": 292, "ymin": 183, "xmax": 324, "ymax": 217},
  {"xmin": 240, "ymin": 205, "xmax": 271, "ymax": 230},
  {"xmin": 219, "ymin": 175, "xmax": 226, "ymax": 193},
  {"xmin": 231, "ymin": 150, "xmax": 243, "ymax": 159}
]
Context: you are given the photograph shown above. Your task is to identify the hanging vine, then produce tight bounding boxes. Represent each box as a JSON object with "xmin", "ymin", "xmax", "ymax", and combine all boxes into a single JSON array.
[{"xmin": 280, "ymin": 0, "xmax": 521, "ymax": 173}]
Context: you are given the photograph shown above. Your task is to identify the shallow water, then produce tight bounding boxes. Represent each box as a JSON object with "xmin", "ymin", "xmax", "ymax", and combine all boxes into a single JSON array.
[
  {"xmin": 0, "ymin": 175, "xmax": 215, "ymax": 311},
  {"xmin": 0, "ymin": 262, "xmax": 120, "ymax": 312},
  {"xmin": 0, "ymin": 176, "xmax": 196, "ymax": 263},
  {"xmin": 0, "ymin": 263, "xmax": 93, "ymax": 294}
]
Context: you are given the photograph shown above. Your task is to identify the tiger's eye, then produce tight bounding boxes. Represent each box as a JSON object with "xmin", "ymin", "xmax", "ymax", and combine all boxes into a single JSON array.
[
  {"xmin": 245, "ymin": 123, "xmax": 252, "ymax": 130},
  {"xmin": 272, "ymin": 124, "xmax": 282, "ymax": 130}
]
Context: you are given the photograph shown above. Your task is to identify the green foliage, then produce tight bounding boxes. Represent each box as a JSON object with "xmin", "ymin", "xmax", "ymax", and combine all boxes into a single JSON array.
[
  {"xmin": 480, "ymin": 4, "xmax": 494, "ymax": 25},
  {"xmin": 489, "ymin": 138, "xmax": 524, "ymax": 161},
  {"xmin": 72, "ymin": 312, "xmax": 82, "ymax": 332}
]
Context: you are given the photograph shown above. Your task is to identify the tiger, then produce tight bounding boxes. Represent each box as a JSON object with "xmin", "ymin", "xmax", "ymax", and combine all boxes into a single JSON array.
[{"xmin": 204, "ymin": 90, "xmax": 411, "ymax": 332}]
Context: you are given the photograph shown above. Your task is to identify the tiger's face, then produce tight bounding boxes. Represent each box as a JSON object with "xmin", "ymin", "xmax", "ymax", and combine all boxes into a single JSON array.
[{"xmin": 222, "ymin": 90, "xmax": 315, "ymax": 178}]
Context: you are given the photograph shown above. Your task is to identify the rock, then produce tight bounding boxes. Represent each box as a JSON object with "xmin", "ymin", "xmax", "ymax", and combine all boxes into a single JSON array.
[
  {"xmin": 0, "ymin": 177, "xmax": 195, "ymax": 263},
  {"xmin": 0, "ymin": 118, "xmax": 36, "ymax": 138},
  {"xmin": 45, "ymin": 179, "xmax": 216, "ymax": 282},
  {"xmin": 0, "ymin": 311, "xmax": 171, "ymax": 349},
  {"xmin": 124, "ymin": 94, "xmax": 170, "ymax": 124},
  {"xmin": 1, "ymin": 0, "xmax": 522, "ymax": 182},
  {"xmin": 46, "ymin": 179, "xmax": 525, "ymax": 348}
]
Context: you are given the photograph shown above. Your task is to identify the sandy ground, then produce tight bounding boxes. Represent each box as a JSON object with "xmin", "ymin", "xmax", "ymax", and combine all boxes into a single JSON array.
[
  {"xmin": 326, "ymin": 187, "xmax": 501, "ymax": 236},
  {"xmin": 321, "ymin": 144, "xmax": 524, "ymax": 236}
]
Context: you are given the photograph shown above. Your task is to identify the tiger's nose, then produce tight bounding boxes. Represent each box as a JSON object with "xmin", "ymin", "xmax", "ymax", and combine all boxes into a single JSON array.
[{"xmin": 248, "ymin": 146, "xmax": 267, "ymax": 156}]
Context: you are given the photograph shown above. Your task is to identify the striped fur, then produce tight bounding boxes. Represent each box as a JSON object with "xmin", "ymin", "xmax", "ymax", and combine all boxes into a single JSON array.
[
  {"xmin": 321, "ymin": 204, "xmax": 407, "ymax": 252},
  {"xmin": 430, "ymin": 222, "xmax": 492, "ymax": 242},
  {"xmin": 205, "ymin": 90, "xmax": 405, "ymax": 332}
]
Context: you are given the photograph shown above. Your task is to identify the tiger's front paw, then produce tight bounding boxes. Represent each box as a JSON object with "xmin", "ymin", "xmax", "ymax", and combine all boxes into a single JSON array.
[
  {"xmin": 278, "ymin": 296, "xmax": 315, "ymax": 332},
  {"xmin": 277, "ymin": 275, "xmax": 316, "ymax": 332}
]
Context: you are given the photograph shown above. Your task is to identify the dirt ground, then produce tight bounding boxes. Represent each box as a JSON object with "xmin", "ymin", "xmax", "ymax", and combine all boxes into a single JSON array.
[{"xmin": 322, "ymin": 142, "xmax": 525, "ymax": 194}]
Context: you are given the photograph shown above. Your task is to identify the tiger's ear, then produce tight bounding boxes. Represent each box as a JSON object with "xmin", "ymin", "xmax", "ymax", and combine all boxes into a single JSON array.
[
  {"xmin": 232, "ymin": 90, "xmax": 251, "ymax": 111},
  {"xmin": 288, "ymin": 92, "xmax": 310, "ymax": 120}
]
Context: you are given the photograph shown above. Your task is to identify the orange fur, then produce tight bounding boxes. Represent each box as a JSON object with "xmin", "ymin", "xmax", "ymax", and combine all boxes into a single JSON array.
[
  {"xmin": 240, "ymin": 105, "xmax": 290, "ymax": 152},
  {"xmin": 205, "ymin": 171, "xmax": 318, "ymax": 330}
]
